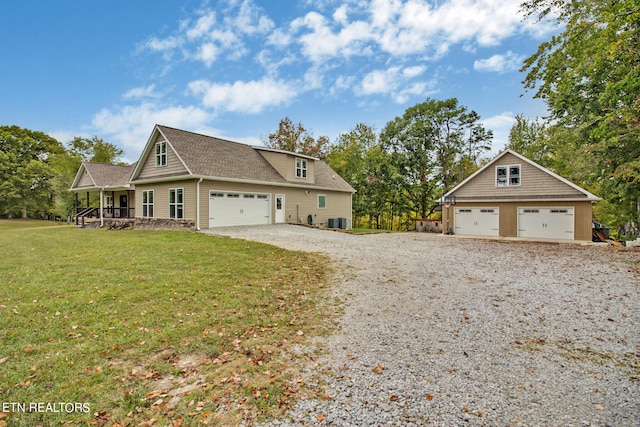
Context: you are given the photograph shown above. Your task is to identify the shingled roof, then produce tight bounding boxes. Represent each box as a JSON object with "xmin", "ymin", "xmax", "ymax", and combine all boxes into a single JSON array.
[
  {"xmin": 71, "ymin": 162, "xmax": 136, "ymax": 190},
  {"xmin": 157, "ymin": 125, "xmax": 288, "ymax": 184},
  {"xmin": 131, "ymin": 125, "xmax": 354, "ymax": 192}
]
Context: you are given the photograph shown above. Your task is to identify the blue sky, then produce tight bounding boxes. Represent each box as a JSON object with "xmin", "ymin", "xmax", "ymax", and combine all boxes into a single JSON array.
[{"xmin": 1, "ymin": 0, "xmax": 557, "ymax": 163}]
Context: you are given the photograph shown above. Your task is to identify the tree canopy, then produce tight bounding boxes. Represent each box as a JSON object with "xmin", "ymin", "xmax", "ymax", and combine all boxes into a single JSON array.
[
  {"xmin": 0, "ymin": 126, "xmax": 63, "ymax": 218},
  {"xmin": 380, "ymin": 98, "xmax": 492, "ymax": 219},
  {"xmin": 0, "ymin": 127, "xmax": 126, "ymax": 220},
  {"xmin": 265, "ymin": 117, "xmax": 330, "ymax": 159},
  {"xmin": 521, "ymin": 0, "xmax": 640, "ymax": 227}
]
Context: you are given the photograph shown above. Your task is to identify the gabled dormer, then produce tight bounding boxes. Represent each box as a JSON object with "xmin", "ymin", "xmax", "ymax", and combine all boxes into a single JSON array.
[{"xmin": 255, "ymin": 147, "xmax": 317, "ymax": 184}]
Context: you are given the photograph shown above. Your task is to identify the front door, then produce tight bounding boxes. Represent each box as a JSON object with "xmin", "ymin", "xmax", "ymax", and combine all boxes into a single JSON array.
[
  {"xmin": 275, "ymin": 194, "xmax": 285, "ymax": 223},
  {"xmin": 119, "ymin": 195, "xmax": 128, "ymax": 218}
]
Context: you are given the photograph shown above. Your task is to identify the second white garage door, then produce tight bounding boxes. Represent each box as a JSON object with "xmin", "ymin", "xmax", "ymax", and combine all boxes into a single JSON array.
[
  {"xmin": 209, "ymin": 191, "xmax": 270, "ymax": 227},
  {"xmin": 454, "ymin": 207, "xmax": 499, "ymax": 236},
  {"xmin": 518, "ymin": 207, "xmax": 574, "ymax": 239}
]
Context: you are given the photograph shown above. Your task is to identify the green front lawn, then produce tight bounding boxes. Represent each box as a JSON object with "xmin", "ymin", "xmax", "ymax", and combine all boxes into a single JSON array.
[{"xmin": 0, "ymin": 220, "xmax": 335, "ymax": 426}]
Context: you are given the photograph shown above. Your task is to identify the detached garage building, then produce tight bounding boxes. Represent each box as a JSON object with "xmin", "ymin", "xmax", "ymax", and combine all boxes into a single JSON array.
[{"xmin": 441, "ymin": 149, "xmax": 600, "ymax": 242}]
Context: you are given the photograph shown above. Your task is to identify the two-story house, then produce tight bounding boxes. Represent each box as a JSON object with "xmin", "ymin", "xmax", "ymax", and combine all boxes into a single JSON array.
[{"xmin": 71, "ymin": 124, "xmax": 355, "ymax": 229}]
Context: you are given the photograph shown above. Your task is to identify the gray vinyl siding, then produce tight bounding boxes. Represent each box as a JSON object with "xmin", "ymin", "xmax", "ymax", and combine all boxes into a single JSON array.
[
  {"xmin": 454, "ymin": 152, "xmax": 584, "ymax": 199},
  {"xmin": 137, "ymin": 135, "xmax": 189, "ymax": 179},
  {"xmin": 198, "ymin": 180, "xmax": 351, "ymax": 229},
  {"xmin": 76, "ymin": 170, "xmax": 94, "ymax": 187},
  {"xmin": 258, "ymin": 151, "xmax": 316, "ymax": 184},
  {"xmin": 135, "ymin": 181, "xmax": 197, "ymax": 221}
]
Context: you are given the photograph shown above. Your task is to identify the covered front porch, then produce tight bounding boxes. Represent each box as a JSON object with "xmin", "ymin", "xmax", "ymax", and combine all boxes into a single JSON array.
[
  {"xmin": 73, "ymin": 188, "xmax": 135, "ymax": 227},
  {"xmin": 69, "ymin": 161, "xmax": 138, "ymax": 228}
]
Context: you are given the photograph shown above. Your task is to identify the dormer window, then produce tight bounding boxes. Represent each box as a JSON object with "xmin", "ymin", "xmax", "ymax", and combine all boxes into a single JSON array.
[
  {"xmin": 496, "ymin": 165, "xmax": 521, "ymax": 187},
  {"xmin": 296, "ymin": 158, "xmax": 307, "ymax": 178},
  {"xmin": 155, "ymin": 141, "xmax": 167, "ymax": 167}
]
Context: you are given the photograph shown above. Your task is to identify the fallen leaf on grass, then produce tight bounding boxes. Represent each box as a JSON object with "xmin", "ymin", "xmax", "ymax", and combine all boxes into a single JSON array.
[
  {"xmin": 595, "ymin": 404, "xmax": 604, "ymax": 411},
  {"xmin": 389, "ymin": 395, "xmax": 399, "ymax": 401},
  {"xmin": 425, "ymin": 393, "xmax": 434, "ymax": 401},
  {"xmin": 316, "ymin": 414, "xmax": 325, "ymax": 421}
]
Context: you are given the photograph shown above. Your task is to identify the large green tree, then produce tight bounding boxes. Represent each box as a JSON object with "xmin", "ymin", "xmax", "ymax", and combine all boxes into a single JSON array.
[
  {"xmin": 380, "ymin": 98, "xmax": 492, "ymax": 219},
  {"xmin": 266, "ymin": 117, "xmax": 330, "ymax": 159},
  {"xmin": 521, "ymin": 0, "xmax": 640, "ymax": 227},
  {"xmin": 0, "ymin": 126, "xmax": 63, "ymax": 218},
  {"xmin": 67, "ymin": 136, "xmax": 124, "ymax": 164},
  {"xmin": 326, "ymin": 123, "xmax": 379, "ymax": 225}
]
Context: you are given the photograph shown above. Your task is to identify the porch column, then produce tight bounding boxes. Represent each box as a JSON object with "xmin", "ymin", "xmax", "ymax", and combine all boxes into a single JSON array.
[
  {"xmin": 75, "ymin": 192, "xmax": 79, "ymax": 225},
  {"xmin": 127, "ymin": 190, "xmax": 131, "ymax": 218},
  {"xmin": 99, "ymin": 189, "xmax": 104, "ymax": 227},
  {"xmin": 86, "ymin": 192, "xmax": 90, "ymax": 208},
  {"xmin": 196, "ymin": 178, "xmax": 202, "ymax": 231}
]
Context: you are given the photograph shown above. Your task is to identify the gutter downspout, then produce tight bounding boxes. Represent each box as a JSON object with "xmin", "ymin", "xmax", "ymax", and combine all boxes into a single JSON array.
[
  {"xmin": 99, "ymin": 188, "xmax": 104, "ymax": 228},
  {"xmin": 196, "ymin": 178, "xmax": 203, "ymax": 231}
]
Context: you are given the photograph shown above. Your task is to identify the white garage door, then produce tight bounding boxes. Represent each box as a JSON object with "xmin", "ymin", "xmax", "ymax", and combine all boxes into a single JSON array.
[
  {"xmin": 518, "ymin": 207, "xmax": 574, "ymax": 239},
  {"xmin": 209, "ymin": 191, "xmax": 270, "ymax": 227},
  {"xmin": 454, "ymin": 207, "xmax": 499, "ymax": 236}
]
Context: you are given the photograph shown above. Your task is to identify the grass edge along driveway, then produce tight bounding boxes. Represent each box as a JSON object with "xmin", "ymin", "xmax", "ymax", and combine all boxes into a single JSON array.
[{"xmin": 0, "ymin": 220, "xmax": 338, "ymax": 426}]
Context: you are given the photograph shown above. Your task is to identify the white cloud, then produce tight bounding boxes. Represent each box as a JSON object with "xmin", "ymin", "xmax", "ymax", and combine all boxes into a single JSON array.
[
  {"xmin": 91, "ymin": 103, "xmax": 215, "ymax": 159},
  {"xmin": 188, "ymin": 78, "xmax": 298, "ymax": 113},
  {"xmin": 142, "ymin": 0, "xmax": 273, "ymax": 67},
  {"xmin": 474, "ymin": 51, "xmax": 525, "ymax": 73},
  {"xmin": 186, "ymin": 12, "xmax": 216, "ymax": 39},
  {"xmin": 123, "ymin": 84, "xmax": 160, "ymax": 100},
  {"xmin": 358, "ymin": 65, "xmax": 434, "ymax": 103},
  {"xmin": 266, "ymin": 28, "xmax": 292, "ymax": 47},
  {"xmin": 481, "ymin": 112, "xmax": 516, "ymax": 154},
  {"xmin": 402, "ymin": 65, "xmax": 426, "ymax": 78},
  {"xmin": 333, "ymin": 4, "xmax": 349, "ymax": 24},
  {"xmin": 291, "ymin": 11, "xmax": 373, "ymax": 62},
  {"xmin": 195, "ymin": 42, "xmax": 219, "ymax": 67},
  {"xmin": 360, "ymin": 67, "xmax": 401, "ymax": 95},
  {"xmin": 231, "ymin": 0, "xmax": 275, "ymax": 35}
]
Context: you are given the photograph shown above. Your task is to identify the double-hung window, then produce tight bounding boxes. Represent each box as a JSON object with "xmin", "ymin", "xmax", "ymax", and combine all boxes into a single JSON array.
[
  {"xmin": 142, "ymin": 190, "xmax": 154, "ymax": 217},
  {"xmin": 169, "ymin": 188, "xmax": 184, "ymax": 219},
  {"xmin": 496, "ymin": 165, "xmax": 521, "ymax": 187},
  {"xmin": 155, "ymin": 141, "xmax": 167, "ymax": 167},
  {"xmin": 296, "ymin": 158, "xmax": 307, "ymax": 178},
  {"xmin": 317, "ymin": 194, "xmax": 326, "ymax": 209}
]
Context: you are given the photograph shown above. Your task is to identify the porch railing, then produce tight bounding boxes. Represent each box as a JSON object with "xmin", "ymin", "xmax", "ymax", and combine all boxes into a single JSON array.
[
  {"xmin": 74, "ymin": 207, "xmax": 99, "ymax": 227},
  {"xmin": 102, "ymin": 207, "xmax": 135, "ymax": 219}
]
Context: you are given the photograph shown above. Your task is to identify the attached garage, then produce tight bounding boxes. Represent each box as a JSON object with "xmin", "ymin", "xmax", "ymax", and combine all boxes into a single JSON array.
[
  {"xmin": 209, "ymin": 191, "xmax": 270, "ymax": 227},
  {"xmin": 518, "ymin": 207, "xmax": 574, "ymax": 240},
  {"xmin": 454, "ymin": 207, "xmax": 499, "ymax": 236}
]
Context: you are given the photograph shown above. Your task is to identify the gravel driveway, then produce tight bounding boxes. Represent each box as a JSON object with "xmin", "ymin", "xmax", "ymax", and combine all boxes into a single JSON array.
[{"xmin": 206, "ymin": 225, "xmax": 640, "ymax": 426}]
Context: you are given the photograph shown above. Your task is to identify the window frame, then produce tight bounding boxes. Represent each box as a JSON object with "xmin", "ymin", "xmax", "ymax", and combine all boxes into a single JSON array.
[
  {"xmin": 169, "ymin": 188, "xmax": 184, "ymax": 219},
  {"xmin": 295, "ymin": 158, "xmax": 308, "ymax": 179},
  {"xmin": 317, "ymin": 194, "xmax": 326, "ymax": 209},
  {"xmin": 496, "ymin": 164, "xmax": 521, "ymax": 187},
  {"xmin": 142, "ymin": 190, "xmax": 154, "ymax": 218},
  {"xmin": 155, "ymin": 141, "xmax": 167, "ymax": 167}
]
